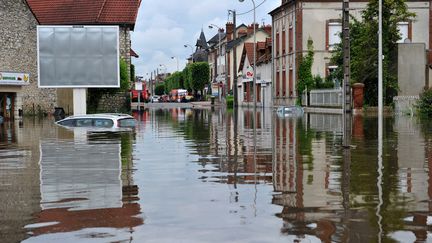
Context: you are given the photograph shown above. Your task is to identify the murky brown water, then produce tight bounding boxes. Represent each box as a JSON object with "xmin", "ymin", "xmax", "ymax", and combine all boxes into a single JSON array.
[{"xmin": 1, "ymin": 108, "xmax": 432, "ymax": 242}]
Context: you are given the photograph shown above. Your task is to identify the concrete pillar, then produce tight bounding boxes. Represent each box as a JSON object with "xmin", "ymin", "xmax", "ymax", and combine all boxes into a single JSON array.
[{"xmin": 73, "ymin": 89, "xmax": 87, "ymax": 115}]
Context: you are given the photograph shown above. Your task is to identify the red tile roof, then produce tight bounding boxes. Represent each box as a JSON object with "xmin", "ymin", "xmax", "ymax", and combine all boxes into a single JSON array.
[
  {"xmin": 244, "ymin": 43, "xmax": 255, "ymax": 67},
  {"xmin": 26, "ymin": 0, "xmax": 141, "ymax": 30},
  {"xmin": 130, "ymin": 48, "xmax": 139, "ymax": 58}
]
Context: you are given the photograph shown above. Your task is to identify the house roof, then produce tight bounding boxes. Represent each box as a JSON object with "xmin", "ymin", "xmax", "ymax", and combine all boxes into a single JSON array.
[
  {"xmin": 238, "ymin": 43, "xmax": 255, "ymax": 72},
  {"xmin": 195, "ymin": 29, "xmax": 209, "ymax": 49},
  {"xmin": 208, "ymin": 32, "xmax": 226, "ymax": 46},
  {"xmin": 26, "ymin": 0, "xmax": 141, "ymax": 30},
  {"xmin": 130, "ymin": 48, "xmax": 139, "ymax": 58}
]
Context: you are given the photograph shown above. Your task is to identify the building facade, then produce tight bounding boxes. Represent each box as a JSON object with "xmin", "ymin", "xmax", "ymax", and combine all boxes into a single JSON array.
[
  {"xmin": 0, "ymin": 0, "xmax": 140, "ymax": 118},
  {"xmin": 270, "ymin": 0, "xmax": 431, "ymax": 106}
]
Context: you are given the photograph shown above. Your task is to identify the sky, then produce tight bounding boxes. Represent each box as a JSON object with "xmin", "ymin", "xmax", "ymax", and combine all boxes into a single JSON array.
[{"xmin": 130, "ymin": 0, "xmax": 280, "ymax": 80}]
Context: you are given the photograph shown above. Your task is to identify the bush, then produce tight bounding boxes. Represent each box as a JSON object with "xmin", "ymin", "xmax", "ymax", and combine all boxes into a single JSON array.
[
  {"xmin": 417, "ymin": 88, "xmax": 432, "ymax": 116},
  {"xmin": 226, "ymin": 95, "xmax": 234, "ymax": 109},
  {"xmin": 155, "ymin": 84, "xmax": 165, "ymax": 96}
]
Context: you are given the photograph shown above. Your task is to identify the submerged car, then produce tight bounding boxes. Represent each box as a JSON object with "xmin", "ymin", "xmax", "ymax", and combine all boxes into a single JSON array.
[{"xmin": 55, "ymin": 113, "xmax": 136, "ymax": 131}]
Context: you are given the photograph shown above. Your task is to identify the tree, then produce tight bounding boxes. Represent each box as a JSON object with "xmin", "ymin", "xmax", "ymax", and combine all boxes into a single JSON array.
[
  {"xmin": 330, "ymin": 0, "xmax": 415, "ymax": 106},
  {"xmin": 164, "ymin": 71, "xmax": 183, "ymax": 92},
  {"xmin": 297, "ymin": 38, "xmax": 315, "ymax": 104},
  {"xmin": 130, "ymin": 64, "xmax": 135, "ymax": 82},
  {"xmin": 182, "ymin": 64, "xmax": 192, "ymax": 91},
  {"xmin": 189, "ymin": 62, "xmax": 210, "ymax": 96},
  {"xmin": 88, "ymin": 58, "xmax": 130, "ymax": 112},
  {"xmin": 155, "ymin": 83, "xmax": 165, "ymax": 95}
]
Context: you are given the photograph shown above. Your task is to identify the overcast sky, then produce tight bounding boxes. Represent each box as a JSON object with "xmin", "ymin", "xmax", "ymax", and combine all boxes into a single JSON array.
[{"xmin": 130, "ymin": 0, "xmax": 280, "ymax": 79}]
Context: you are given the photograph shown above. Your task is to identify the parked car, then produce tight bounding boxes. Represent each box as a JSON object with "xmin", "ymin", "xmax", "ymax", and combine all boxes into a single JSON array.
[
  {"xmin": 55, "ymin": 113, "xmax": 136, "ymax": 131},
  {"xmin": 151, "ymin": 95, "xmax": 160, "ymax": 103}
]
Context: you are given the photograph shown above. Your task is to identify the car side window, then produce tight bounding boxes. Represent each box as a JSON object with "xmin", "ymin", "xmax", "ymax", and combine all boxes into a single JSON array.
[
  {"xmin": 58, "ymin": 119, "xmax": 75, "ymax": 126},
  {"xmin": 94, "ymin": 119, "xmax": 114, "ymax": 127},
  {"xmin": 76, "ymin": 119, "xmax": 93, "ymax": 127}
]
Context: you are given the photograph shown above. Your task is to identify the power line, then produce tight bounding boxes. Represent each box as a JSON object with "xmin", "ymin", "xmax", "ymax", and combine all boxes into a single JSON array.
[{"xmin": 237, "ymin": 0, "xmax": 267, "ymax": 16}]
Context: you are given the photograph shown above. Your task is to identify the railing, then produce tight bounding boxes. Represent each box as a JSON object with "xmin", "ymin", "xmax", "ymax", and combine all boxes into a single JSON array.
[{"xmin": 302, "ymin": 89, "xmax": 343, "ymax": 107}]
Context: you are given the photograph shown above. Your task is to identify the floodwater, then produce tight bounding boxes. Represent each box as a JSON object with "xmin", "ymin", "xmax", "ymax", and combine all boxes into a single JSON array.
[{"xmin": 1, "ymin": 108, "xmax": 432, "ymax": 243}]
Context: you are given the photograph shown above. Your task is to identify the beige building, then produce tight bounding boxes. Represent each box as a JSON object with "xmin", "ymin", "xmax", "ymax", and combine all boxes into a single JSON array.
[{"xmin": 270, "ymin": 0, "xmax": 431, "ymax": 106}]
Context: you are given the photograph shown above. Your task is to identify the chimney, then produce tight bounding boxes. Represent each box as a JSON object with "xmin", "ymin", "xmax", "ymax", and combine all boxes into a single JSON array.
[
  {"xmin": 247, "ymin": 23, "xmax": 260, "ymax": 36},
  {"xmin": 262, "ymin": 25, "xmax": 272, "ymax": 35},
  {"xmin": 226, "ymin": 22, "xmax": 234, "ymax": 41}
]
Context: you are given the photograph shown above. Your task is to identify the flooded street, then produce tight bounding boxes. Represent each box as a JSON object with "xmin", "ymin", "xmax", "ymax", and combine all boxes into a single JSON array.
[{"xmin": 1, "ymin": 108, "xmax": 432, "ymax": 242}]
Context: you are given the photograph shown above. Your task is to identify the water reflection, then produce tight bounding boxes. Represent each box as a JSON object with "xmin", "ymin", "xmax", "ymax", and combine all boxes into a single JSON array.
[
  {"xmin": 0, "ymin": 118, "xmax": 142, "ymax": 242},
  {"xmin": 1, "ymin": 109, "xmax": 432, "ymax": 242}
]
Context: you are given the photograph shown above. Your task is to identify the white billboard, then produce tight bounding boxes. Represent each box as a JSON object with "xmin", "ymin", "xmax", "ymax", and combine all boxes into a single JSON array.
[{"xmin": 37, "ymin": 26, "xmax": 120, "ymax": 88}]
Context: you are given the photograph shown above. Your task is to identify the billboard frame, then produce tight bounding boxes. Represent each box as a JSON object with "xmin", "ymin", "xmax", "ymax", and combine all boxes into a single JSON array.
[{"xmin": 37, "ymin": 25, "xmax": 120, "ymax": 88}]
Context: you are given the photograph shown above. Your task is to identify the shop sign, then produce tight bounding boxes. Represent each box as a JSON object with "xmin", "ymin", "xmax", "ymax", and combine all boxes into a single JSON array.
[{"xmin": 0, "ymin": 72, "xmax": 29, "ymax": 85}]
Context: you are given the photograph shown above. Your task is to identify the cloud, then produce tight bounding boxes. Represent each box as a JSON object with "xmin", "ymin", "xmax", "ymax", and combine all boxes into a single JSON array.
[{"xmin": 131, "ymin": 0, "xmax": 281, "ymax": 78}]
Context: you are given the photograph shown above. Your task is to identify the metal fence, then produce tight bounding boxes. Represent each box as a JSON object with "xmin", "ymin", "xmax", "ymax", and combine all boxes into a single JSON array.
[{"xmin": 302, "ymin": 89, "xmax": 343, "ymax": 107}]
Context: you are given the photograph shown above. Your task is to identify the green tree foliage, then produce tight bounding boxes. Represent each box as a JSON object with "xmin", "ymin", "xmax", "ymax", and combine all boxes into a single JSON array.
[
  {"xmin": 119, "ymin": 58, "xmax": 130, "ymax": 91},
  {"xmin": 155, "ymin": 83, "xmax": 165, "ymax": 96},
  {"xmin": 164, "ymin": 71, "xmax": 184, "ymax": 92},
  {"xmin": 189, "ymin": 62, "xmax": 210, "ymax": 95},
  {"xmin": 330, "ymin": 0, "xmax": 415, "ymax": 106},
  {"xmin": 297, "ymin": 38, "xmax": 315, "ymax": 104},
  {"xmin": 417, "ymin": 88, "xmax": 432, "ymax": 116},
  {"xmin": 182, "ymin": 65, "xmax": 192, "ymax": 90},
  {"xmin": 130, "ymin": 64, "xmax": 135, "ymax": 82},
  {"xmin": 88, "ymin": 58, "xmax": 130, "ymax": 112}
]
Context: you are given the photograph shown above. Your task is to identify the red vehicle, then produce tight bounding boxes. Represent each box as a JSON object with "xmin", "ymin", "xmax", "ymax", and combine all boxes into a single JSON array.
[{"xmin": 131, "ymin": 82, "xmax": 149, "ymax": 102}]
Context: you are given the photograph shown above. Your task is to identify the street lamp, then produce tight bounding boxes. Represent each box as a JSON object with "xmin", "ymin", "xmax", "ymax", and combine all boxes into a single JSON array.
[
  {"xmin": 159, "ymin": 64, "xmax": 167, "ymax": 74},
  {"xmin": 184, "ymin": 44, "xmax": 194, "ymax": 62},
  {"xmin": 171, "ymin": 56, "xmax": 179, "ymax": 72},
  {"xmin": 208, "ymin": 24, "xmax": 223, "ymax": 59},
  {"xmin": 239, "ymin": 0, "xmax": 256, "ymax": 110}
]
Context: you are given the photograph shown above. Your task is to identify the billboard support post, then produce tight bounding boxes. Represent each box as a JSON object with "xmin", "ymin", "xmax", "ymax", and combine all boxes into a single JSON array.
[{"xmin": 73, "ymin": 88, "xmax": 87, "ymax": 115}]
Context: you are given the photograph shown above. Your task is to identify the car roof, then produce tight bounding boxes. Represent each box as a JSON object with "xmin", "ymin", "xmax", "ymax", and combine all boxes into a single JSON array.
[{"xmin": 59, "ymin": 113, "xmax": 133, "ymax": 120}]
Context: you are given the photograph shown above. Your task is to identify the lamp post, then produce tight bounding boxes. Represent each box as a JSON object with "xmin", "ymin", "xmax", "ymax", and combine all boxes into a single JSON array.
[
  {"xmin": 171, "ymin": 56, "xmax": 179, "ymax": 72},
  {"xmin": 159, "ymin": 64, "xmax": 167, "ymax": 74},
  {"xmin": 184, "ymin": 44, "xmax": 194, "ymax": 62},
  {"xmin": 239, "ymin": 0, "xmax": 256, "ymax": 111}
]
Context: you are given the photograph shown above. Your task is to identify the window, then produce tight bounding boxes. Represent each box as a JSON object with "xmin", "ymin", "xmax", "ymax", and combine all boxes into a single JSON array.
[
  {"xmin": 118, "ymin": 118, "xmax": 136, "ymax": 127},
  {"xmin": 58, "ymin": 119, "xmax": 75, "ymax": 126},
  {"xmin": 276, "ymin": 32, "xmax": 280, "ymax": 56},
  {"xmin": 282, "ymin": 71, "xmax": 286, "ymax": 96},
  {"xmin": 276, "ymin": 71, "xmax": 280, "ymax": 97},
  {"xmin": 397, "ymin": 22, "xmax": 410, "ymax": 43},
  {"xmin": 282, "ymin": 30, "xmax": 286, "ymax": 54},
  {"xmin": 289, "ymin": 26, "xmax": 293, "ymax": 52},
  {"xmin": 327, "ymin": 21, "xmax": 342, "ymax": 51},
  {"xmin": 76, "ymin": 119, "xmax": 93, "ymax": 127},
  {"xmin": 94, "ymin": 119, "xmax": 114, "ymax": 127}
]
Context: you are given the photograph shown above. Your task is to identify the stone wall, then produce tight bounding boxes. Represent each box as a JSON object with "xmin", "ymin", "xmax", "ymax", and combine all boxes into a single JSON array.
[
  {"xmin": 119, "ymin": 27, "xmax": 131, "ymax": 80},
  {"xmin": 96, "ymin": 92, "xmax": 130, "ymax": 113},
  {"xmin": 0, "ymin": 0, "xmax": 57, "ymax": 115}
]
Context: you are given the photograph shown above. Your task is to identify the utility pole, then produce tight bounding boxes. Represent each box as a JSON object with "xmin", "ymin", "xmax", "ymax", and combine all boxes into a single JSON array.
[
  {"xmin": 342, "ymin": 0, "xmax": 352, "ymax": 148},
  {"xmin": 150, "ymin": 72, "xmax": 153, "ymax": 98},
  {"xmin": 232, "ymin": 10, "xmax": 239, "ymax": 107}
]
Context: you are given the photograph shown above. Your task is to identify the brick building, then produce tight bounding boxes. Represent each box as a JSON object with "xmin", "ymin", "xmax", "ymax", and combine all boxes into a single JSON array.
[
  {"xmin": 270, "ymin": 0, "xmax": 430, "ymax": 106},
  {"xmin": 0, "ymin": 0, "xmax": 140, "ymax": 118}
]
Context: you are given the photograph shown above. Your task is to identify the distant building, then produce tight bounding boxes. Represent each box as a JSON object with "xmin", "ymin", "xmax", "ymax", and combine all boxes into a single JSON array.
[
  {"xmin": 225, "ymin": 23, "xmax": 272, "ymax": 98},
  {"xmin": 0, "ymin": 0, "xmax": 140, "ymax": 118},
  {"xmin": 192, "ymin": 29, "xmax": 209, "ymax": 63},
  {"xmin": 238, "ymin": 36, "xmax": 273, "ymax": 107}
]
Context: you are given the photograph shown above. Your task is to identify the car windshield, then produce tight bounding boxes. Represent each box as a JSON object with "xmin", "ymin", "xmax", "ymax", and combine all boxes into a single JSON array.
[{"xmin": 118, "ymin": 118, "xmax": 136, "ymax": 127}]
